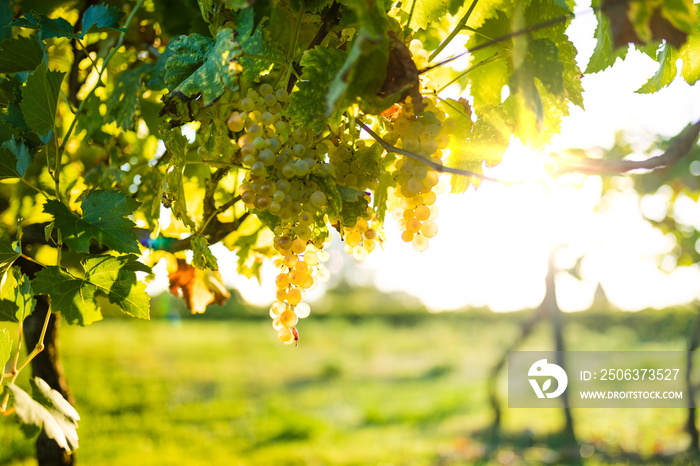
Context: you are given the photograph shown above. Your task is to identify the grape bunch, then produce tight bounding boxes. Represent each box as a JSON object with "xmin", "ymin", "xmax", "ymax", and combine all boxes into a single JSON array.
[
  {"xmin": 386, "ymin": 96, "xmax": 453, "ymax": 252},
  {"xmin": 269, "ymin": 238, "xmax": 330, "ymax": 345}
]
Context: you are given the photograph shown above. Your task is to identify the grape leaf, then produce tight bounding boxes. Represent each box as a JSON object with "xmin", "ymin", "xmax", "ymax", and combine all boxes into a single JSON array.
[
  {"xmin": 340, "ymin": 194, "xmax": 369, "ymax": 228},
  {"xmin": 679, "ymin": 31, "xmax": 700, "ymax": 85},
  {"xmin": 33, "ymin": 254, "xmax": 150, "ymax": 324},
  {"xmin": 586, "ymin": 2, "xmax": 629, "ymax": 73},
  {"xmin": 162, "ymin": 130, "xmax": 196, "ymax": 229},
  {"xmin": 637, "ymin": 42, "xmax": 677, "ymax": 93},
  {"xmin": 43, "ymin": 190, "xmax": 141, "ymax": 254},
  {"xmin": 337, "ymin": 185, "xmax": 365, "ymax": 203},
  {"xmin": 163, "ymin": 34, "xmax": 214, "ymax": 90},
  {"xmin": 0, "ymin": 239, "xmax": 20, "ymax": 278},
  {"xmin": 626, "ymin": 0, "xmax": 696, "ymax": 49},
  {"xmin": 235, "ymin": 9, "xmax": 284, "ymax": 83},
  {"xmin": 191, "ymin": 234, "xmax": 218, "ymax": 270},
  {"xmin": 13, "ymin": 13, "xmax": 82, "ymax": 40},
  {"xmin": 309, "ymin": 171, "xmax": 342, "ymax": 215},
  {"xmin": 465, "ymin": 10, "xmax": 511, "ymax": 111},
  {"xmin": 106, "ymin": 64, "xmax": 155, "ymax": 130},
  {"xmin": 0, "ymin": 0, "xmax": 11, "ymax": 41},
  {"xmin": 291, "ymin": 0, "xmax": 334, "ymax": 12},
  {"xmin": 164, "ymin": 29, "xmax": 242, "ymax": 108},
  {"xmin": 82, "ymin": 254, "xmax": 150, "ymax": 320},
  {"xmin": 0, "ymin": 328, "xmax": 12, "ymax": 374},
  {"xmin": 523, "ymin": 0, "xmax": 582, "ymax": 108},
  {"xmin": 0, "ymin": 328, "xmax": 11, "ymax": 371},
  {"xmin": 327, "ymin": 0, "xmax": 390, "ymax": 115},
  {"xmin": 6, "ymin": 378, "xmax": 79, "ymax": 451},
  {"xmin": 399, "ymin": 0, "xmax": 463, "ymax": 31},
  {"xmin": 168, "ymin": 259, "xmax": 229, "ymax": 314},
  {"xmin": 81, "ymin": 4, "xmax": 126, "ymax": 34},
  {"xmin": 287, "ymin": 47, "xmax": 346, "ymax": 133},
  {"xmin": 0, "ymin": 136, "xmax": 32, "ymax": 179},
  {"xmin": 32, "ymin": 266, "xmax": 101, "ymax": 325},
  {"xmin": 0, "ymin": 36, "xmax": 44, "ymax": 73},
  {"xmin": 373, "ymin": 171, "xmax": 392, "ymax": 224},
  {"xmin": 20, "ymin": 62, "xmax": 65, "ymax": 137},
  {"xmin": 0, "ymin": 267, "xmax": 36, "ymax": 323},
  {"xmin": 445, "ymin": 103, "xmax": 511, "ymax": 193}
]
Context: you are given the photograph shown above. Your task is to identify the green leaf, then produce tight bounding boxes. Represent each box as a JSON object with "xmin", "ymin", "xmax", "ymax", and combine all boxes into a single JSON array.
[
  {"xmin": 0, "ymin": 0, "xmax": 11, "ymax": 41},
  {"xmin": 527, "ymin": 38, "xmax": 564, "ymax": 98},
  {"xmin": 106, "ymin": 64, "xmax": 153, "ymax": 130},
  {"xmin": 0, "ymin": 239, "xmax": 20, "ymax": 278},
  {"xmin": 586, "ymin": 4, "xmax": 628, "ymax": 73},
  {"xmin": 164, "ymin": 29, "xmax": 242, "ymax": 107},
  {"xmin": 235, "ymin": 9, "xmax": 284, "ymax": 84},
  {"xmin": 163, "ymin": 34, "xmax": 214, "ymax": 90},
  {"xmin": 44, "ymin": 190, "xmax": 141, "ymax": 254},
  {"xmin": 309, "ymin": 171, "xmax": 342, "ymax": 215},
  {"xmin": 337, "ymin": 185, "xmax": 365, "ymax": 202},
  {"xmin": 327, "ymin": 0, "xmax": 390, "ymax": 115},
  {"xmin": 13, "ymin": 13, "xmax": 82, "ymax": 40},
  {"xmin": 373, "ymin": 171, "xmax": 392, "ymax": 224},
  {"xmin": 20, "ymin": 62, "xmax": 65, "ymax": 137},
  {"xmin": 340, "ymin": 194, "xmax": 370, "ymax": 228},
  {"xmin": 0, "ymin": 136, "xmax": 33, "ymax": 179},
  {"xmin": 678, "ymin": 29, "xmax": 700, "ymax": 85},
  {"xmin": 465, "ymin": 10, "xmax": 511, "ymax": 111},
  {"xmin": 287, "ymin": 47, "xmax": 347, "ymax": 133},
  {"xmin": 0, "ymin": 267, "xmax": 35, "ymax": 323},
  {"xmin": 0, "ymin": 36, "xmax": 44, "ymax": 73},
  {"xmin": 191, "ymin": 234, "xmax": 218, "ymax": 271},
  {"xmin": 32, "ymin": 266, "xmax": 102, "ymax": 326},
  {"xmin": 6, "ymin": 379, "xmax": 79, "ymax": 451},
  {"xmin": 445, "ymin": 103, "xmax": 511, "ymax": 193},
  {"xmin": 0, "ymin": 328, "xmax": 11, "ymax": 371},
  {"xmin": 83, "ymin": 255, "xmax": 150, "ymax": 320},
  {"xmin": 400, "ymin": 0, "xmax": 464, "ymax": 30},
  {"xmin": 163, "ymin": 130, "xmax": 196, "ymax": 229},
  {"xmin": 81, "ymin": 4, "xmax": 126, "ymax": 34},
  {"xmin": 637, "ymin": 42, "xmax": 678, "ymax": 93}
]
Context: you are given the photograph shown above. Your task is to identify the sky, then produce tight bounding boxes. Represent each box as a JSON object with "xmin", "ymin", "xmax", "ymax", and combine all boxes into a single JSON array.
[{"xmin": 149, "ymin": 4, "xmax": 700, "ymax": 313}]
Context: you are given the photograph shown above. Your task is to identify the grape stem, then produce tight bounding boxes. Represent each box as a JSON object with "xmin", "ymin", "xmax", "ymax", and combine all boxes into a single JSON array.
[
  {"xmin": 356, "ymin": 120, "xmax": 512, "ymax": 184},
  {"xmin": 419, "ymin": 9, "xmax": 578, "ymax": 75},
  {"xmin": 429, "ymin": 0, "xmax": 479, "ymax": 61}
]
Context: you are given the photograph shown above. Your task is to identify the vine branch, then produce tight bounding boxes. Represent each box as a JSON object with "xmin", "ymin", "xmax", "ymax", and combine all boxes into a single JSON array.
[
  {"xmin": 357, "ymin": 120, "xmax": 512, "ymax": 184},
  {"xmin": 550, "ymin": 120, "xmax": 700, "ymax": 175}
]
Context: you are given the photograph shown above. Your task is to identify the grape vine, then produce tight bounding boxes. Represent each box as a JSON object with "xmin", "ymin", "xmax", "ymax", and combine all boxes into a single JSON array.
[{"xmin": 0, "ymin": 0, "xmax": 699, "ymax": 459}]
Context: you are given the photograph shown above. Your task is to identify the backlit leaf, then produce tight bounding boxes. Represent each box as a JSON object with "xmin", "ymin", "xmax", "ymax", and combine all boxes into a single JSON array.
[
  {"xmin": 0, "ymin": 328, "xmax": 11, "ymax": 371},
  {"xmin": 44, "ymin": 190, "xmax": 141, "ymax": 254},
  {"xmin": 164, "ymin": 29, "xmax": 242, "ymax": 107},
  {"xmin": 637, "ymin": 42, "xmax": 678, "ymax": 93},
  {"xmin": 83, "ymin": 255, "xmax": 150, "ymax": 320},
  {"xmin": 235, "ymin": 9, "xmax": 284, "ymax": 83},
  {"xmin": 0, "ymin": 267, "xmax": 35, "ymax": 323},
  {"xmin": 191, "ymin": 234, "xmax": 219, "ymax": 271},
  {"xmin": 168, "ymin": 260, "xmax": 229, "ymax": 314},
  {"xmin": 6, "ymin": 379, "xmax": 79, "ymax": 451},
  {"xmin": 287, "ymin": 47, "xmax": 346, "ymax": 133},
  {"xmin": 32, "ymin": 266, "xmax": 102, "ymax": 326}
]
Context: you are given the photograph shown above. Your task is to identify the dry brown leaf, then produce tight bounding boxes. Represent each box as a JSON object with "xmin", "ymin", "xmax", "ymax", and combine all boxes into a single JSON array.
[{"xmin": 168, "ymin": 259, "xmax": 230, "ymax": 314}]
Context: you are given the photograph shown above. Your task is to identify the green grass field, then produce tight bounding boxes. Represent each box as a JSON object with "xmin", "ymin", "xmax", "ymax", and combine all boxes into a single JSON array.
[{"xmin": 1, "ymin": 313, "xmax": 697, "ymax": 465}]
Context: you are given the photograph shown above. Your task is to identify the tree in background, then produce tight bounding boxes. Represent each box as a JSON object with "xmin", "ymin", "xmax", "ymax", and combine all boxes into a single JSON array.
[{"xmin": 0, "ymin": 0, "xmax": 699, "ymax": 463}]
